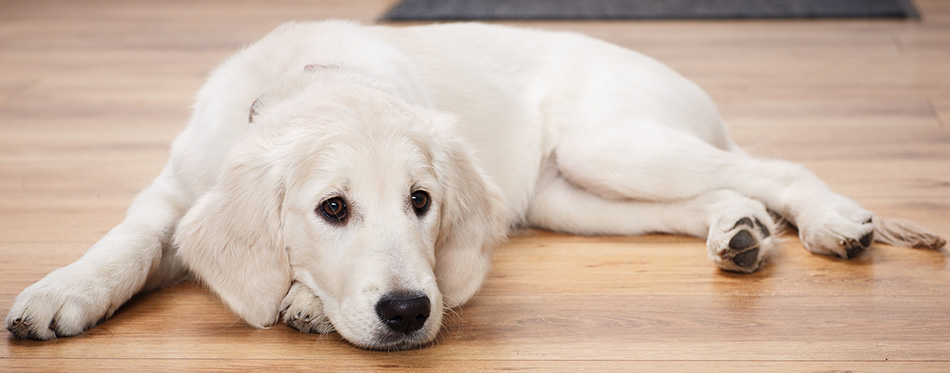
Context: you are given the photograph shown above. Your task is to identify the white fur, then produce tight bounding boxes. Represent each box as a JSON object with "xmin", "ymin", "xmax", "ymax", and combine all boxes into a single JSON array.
[{"xmin": 6, "ymin": 21, "xmax": 943, "ymax": 349}]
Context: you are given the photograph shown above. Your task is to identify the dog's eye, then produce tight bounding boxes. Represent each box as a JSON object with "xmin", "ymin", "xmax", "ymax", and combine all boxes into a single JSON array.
[
  {"xmin": 319, "ymin": 197, "xmax": 347, "ymax": 223},
  {"xmin": 410, "ymin": 190, "xmax": 429, "ymax": 216}
]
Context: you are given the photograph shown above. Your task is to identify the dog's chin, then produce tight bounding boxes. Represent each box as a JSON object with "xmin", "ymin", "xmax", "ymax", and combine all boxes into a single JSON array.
[{"xmin": 348, "ymin": 329, "xmax": 437, "ymax": 351}]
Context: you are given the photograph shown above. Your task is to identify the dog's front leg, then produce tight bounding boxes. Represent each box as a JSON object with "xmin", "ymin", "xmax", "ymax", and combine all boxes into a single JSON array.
[
  {"xmin": 6, "ymin": 166, "xmax": 189, "ymax": 340},
  {"xmin": 280, "ymin": 281, "xmax": 333, "ymax": 334}
]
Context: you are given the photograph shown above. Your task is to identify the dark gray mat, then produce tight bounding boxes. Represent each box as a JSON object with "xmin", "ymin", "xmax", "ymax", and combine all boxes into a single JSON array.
[{"xmin": 381, "ymin": 0, "xmax": 919, "ymax": 21}]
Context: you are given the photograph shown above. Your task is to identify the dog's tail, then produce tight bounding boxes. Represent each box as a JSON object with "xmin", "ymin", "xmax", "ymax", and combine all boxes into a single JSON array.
[{"xmin": 874, "ymin": 218, "xmax": 946, "ymax": 250}]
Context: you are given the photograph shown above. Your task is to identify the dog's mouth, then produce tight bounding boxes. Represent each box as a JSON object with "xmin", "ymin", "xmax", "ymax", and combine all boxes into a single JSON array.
[
  {"xmin": 332, "ymin": 320, "xmax": 439, "ymax": 351},
  {"xmin": 356, "ymin": 329, "xmax": 436, "ymax": 351}
]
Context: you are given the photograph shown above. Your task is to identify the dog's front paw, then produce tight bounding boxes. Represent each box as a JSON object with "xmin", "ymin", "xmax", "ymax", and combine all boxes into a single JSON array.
[
  {"xmin": 797, "ymin": 197, "xmax": 874, "ymax": 259},
  {"xmin": 280, "ymin": 282, "xmax": 333, "ymax": 334},
  {"xmin": 6, "ymin": 265, "xmax": 116, "ymax": 340}
]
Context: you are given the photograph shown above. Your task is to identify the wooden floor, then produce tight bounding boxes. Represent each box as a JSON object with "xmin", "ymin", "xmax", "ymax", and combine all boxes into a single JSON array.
[{"xmin": 2, "ymin": 0, "xmax": 949, "ymax": 371}]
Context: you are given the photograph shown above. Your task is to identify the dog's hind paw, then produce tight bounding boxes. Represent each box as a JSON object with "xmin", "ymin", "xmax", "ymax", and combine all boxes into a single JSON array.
[
  {"xmin": 708, "ymin": 214, "xmax": 778, "ymax": 273},
  {"xmin": 797, "ymin": 196, "xmax": 875, "ymax": 259},
  {"xmin": 280, "ymin": 282, "xmax": 333, "ymax": 334}
]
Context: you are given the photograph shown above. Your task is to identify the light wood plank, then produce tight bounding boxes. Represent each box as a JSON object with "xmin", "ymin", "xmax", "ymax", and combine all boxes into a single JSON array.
[
  {"xmin": 3, "ymin": 359, "xmax": 950, "ymax": 373},
  {"xmin": 3, "ymin": 281, "xmax": 950, "ymax": 361}
]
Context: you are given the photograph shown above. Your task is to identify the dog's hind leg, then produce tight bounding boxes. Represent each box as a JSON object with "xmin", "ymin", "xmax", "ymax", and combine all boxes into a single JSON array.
[
  {"xmin": 552, "ymin": 123, "xmax": 943, "ymax": 260},
  {"xmin": 527, "ymin": 173, "xmax": 777, "ymax": 272},
  {"xmin": 6, "ymin": 165, "xmax": 190, "ymax": 340}
]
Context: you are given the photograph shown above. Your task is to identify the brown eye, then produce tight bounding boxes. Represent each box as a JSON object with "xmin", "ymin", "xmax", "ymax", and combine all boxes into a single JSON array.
[
  {"xmin": 319, "ymin": 197, "xmax": 347, "ymax": 223},
  {"xmin": 410, "ymin": 190, "xmax": 429, "ymax": 216}
]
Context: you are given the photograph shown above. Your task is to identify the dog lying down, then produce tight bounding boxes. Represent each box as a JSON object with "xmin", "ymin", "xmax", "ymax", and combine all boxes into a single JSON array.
[{"xmin": 6, "ymin": 21, "xmax": 945, "ymax": 350}]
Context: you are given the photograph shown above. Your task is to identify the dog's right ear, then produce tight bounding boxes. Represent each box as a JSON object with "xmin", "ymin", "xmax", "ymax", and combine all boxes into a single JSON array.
[{"xmin": 174, "ymin": 140, "xmax": 292, "ymax": 328}]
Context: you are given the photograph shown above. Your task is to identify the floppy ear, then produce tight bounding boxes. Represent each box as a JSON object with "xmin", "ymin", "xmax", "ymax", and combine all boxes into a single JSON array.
[
  {"xmin": 174, "ymin": 144, "xmax": 292, "ymax": 328},
  {"xmin": 428, "ymin": 115, "xmax": 509, "ymax": 309}
]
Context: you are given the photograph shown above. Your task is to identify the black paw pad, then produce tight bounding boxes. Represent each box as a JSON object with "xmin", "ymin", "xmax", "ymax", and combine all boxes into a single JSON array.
[
  {"xmin": 733, "ymin": 218, "xmax": 754, "ymax": 230},
  {"xmin": 733, "ymin": 248, "xmax": 760, "ymax": 268},
  {"xmin": 839, "ymin": 231, "xmax": 873, "ymax": 259},
  {"xmin": 859, "ymin": 231, "xmax": 873, "ymax": 248},
  {"xmin": 729, "ymin": 230, "xmax": 756, "ymax": 251},
  {"xmin": 732, "ymin": 217, "xmax": 770, "ymax": 238},
  {"xmin": 753, "ymin": 218, "xmax": 771, "ymax": 238}
]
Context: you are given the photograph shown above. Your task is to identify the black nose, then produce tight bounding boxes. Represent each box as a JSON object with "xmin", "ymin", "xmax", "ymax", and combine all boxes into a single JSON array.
[{"xmin": 375, "ymin": 293, "xmax": 430, "ymax": 334}]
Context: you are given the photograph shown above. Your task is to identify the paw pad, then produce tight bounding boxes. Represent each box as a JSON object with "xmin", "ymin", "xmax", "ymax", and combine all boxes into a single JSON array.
[
  {"xmin": 732, "ymin": 247, "xmax": 760, "ymax": 268},
  {"xmin": 725, "ymin": 228, "xmax": 761, "ymax": 269},
  {"xmin": 733, "ymin": 217, "xmax": 771, "ymax": 238},
  {"xmin": 838, "ymin": 231, "xmax": 873, "ymax": 259},
  {"xmin": 720, "ymin": 217, "xmax": 772, "ymax": 271},
  {"xmin": 729, "ymin": 230, "xmax": 756, "ymax": 251}
]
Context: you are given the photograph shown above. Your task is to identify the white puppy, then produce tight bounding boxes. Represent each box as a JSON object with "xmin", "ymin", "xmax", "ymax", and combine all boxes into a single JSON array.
[{"xmin": 6, "ymin": 21, "xmax": 944, "ymax": 350}]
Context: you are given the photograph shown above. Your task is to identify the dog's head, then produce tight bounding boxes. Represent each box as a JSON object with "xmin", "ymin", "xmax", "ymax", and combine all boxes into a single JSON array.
[{"xmin": 174, "ymin": 70, "xmax": 507, "ymax": 350}]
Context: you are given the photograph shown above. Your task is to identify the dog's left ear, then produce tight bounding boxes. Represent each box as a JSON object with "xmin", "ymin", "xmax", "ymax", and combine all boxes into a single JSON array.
[
  {"xmin": 174, "ymin": 140, "xmax": 292, "ymax": 328},
  {"xmin": 427, "ymin": 113, "xmax": 509, "ymax": 309}
]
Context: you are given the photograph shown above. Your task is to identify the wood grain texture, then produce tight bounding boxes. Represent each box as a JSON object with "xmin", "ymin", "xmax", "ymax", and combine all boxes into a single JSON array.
[{"xmin": 1, "ymin": 0, "xmax": 948, "ymax": 371}]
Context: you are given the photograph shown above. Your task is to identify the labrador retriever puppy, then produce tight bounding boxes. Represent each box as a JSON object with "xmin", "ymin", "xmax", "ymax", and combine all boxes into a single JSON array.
[{"xmin": 6, "ymin": 21, "xmax": 944, "ymax": 350}]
